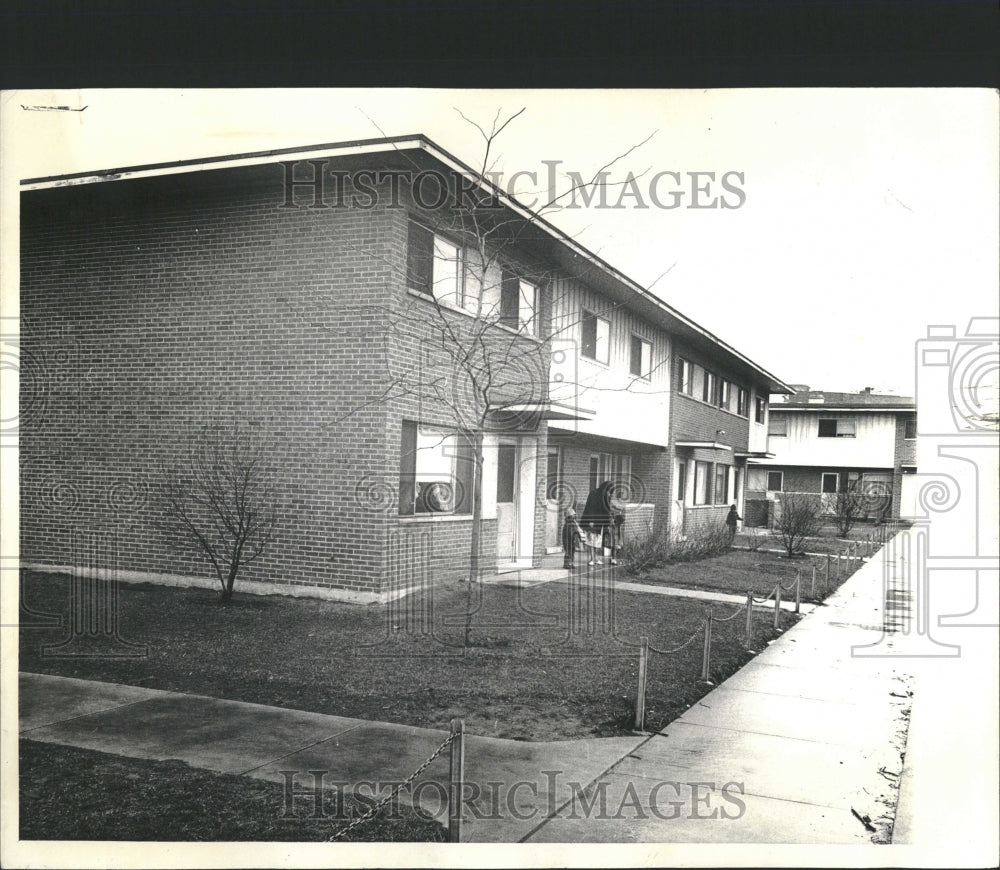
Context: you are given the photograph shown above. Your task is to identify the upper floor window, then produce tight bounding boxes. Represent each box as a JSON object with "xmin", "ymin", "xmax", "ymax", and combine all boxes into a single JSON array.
[
  {"xmin": 500, "ymin": 270, "xmax": 539, "ymax": 336},
  {"xmin": 818, "ymin": 417, "xmax": 856, "ymax": 438},
  {"xmin": 718, "ymin": 379, "xmax": 731, "ymax": 410},
  {"xmin": 630, "ymin": 336, "xmax": 652, "ymax": 380},
  {"xmin": 904, "ymin": 417, "xmax": 917, "ymax": 439},
  {"xmin": 703, "ymin": 371, "xmax": 717, "ymax": 404},
  {"xmin": 755, "ymin": 396, "xmax": 766, "ymax": 424},
  {"xmin": 737, "ymin": 388, "xmax": 749, "ymax": 417},
  {"xmin": 768, "ymin": 415, "xmax": 787, "ymax": 436},
  {"xmin": 581, "ymin": 309, "xmax": 610, "ymax": 365},
  {"xmin": 678, "ymin": 358, "xmax": 693, "ymax": 395}
]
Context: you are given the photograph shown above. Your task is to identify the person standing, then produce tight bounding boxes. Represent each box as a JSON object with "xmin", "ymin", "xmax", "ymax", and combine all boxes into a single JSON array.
[
  {"xmin": 583, "ymin": 480, "xmax": 621, "ymax": 566},
  {"xmin": 726, "ymin": 504, "xmax": 742, "ymax": 544},
  {"xmin": 562, "ymin": 508, "xmax": 584, "ymax": 569}
]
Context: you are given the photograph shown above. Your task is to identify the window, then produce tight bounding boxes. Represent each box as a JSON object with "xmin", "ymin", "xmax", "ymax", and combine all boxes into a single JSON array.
[
  {"xmin": 703, "ymin": 371, "xmax": 717, "ymax": 404},
  {"xmin": 694, "ymin": 460, "xmax": 713, "ymax": 505},
  {"xmin": 766, "ymin": 471, "xmax": 783, "ymax": 492},
  {"xmin": 904, "ymin": 417, "xmax": 917, "ymax": 439},
  {"xmin": 581, "ymin": 309, "xmax": 610, "ymax": 364},
  {"xmin": 737, "ymin": 388, "xmax": 749, "ymax": 417},
  {"xmin": 589, "ymin": 452, "xmax": 632, "ymax": 497},
  {"xmin": 818, "ymin": 417, "xmax": 856, "ymax": 437},
  {"xmin": 500, "ymin": 270, "xmax": 519, "ymax": 329},
  {"xmin": 630, "ymin": 336, "xmax": 652, "ymax": 379},
  {"xmin": 718, "ymin": 379, "xmax": 731, "ymax": 410},
  {"xmin": 755, "ymin": 396, "xmax": 766, "ymax": 424},
  {"xmin": 407, "ymin": 221, "xmax": 465, "ymax": 307},
  {"xmin": 518, "ymin": 279, "xmax": 539, "ymax": 336},
  {"xmin": 676, "ymin": 461, "xmax": 687, "ymax": 501},
  {"xmin": 714, "ymin": 464, "xmax": 730, "ymax": 504},
  {"xmin": 768, "ymin": 415, "xmax": 787, "ymax": 436},
  {"xmin": 399, "ymin": 421, "xmax": 474, "ymax": 516},
  {"xmin": 822, "ymin": 472, "xmax": 839, "ymax": 494},
  {"xmin": 679, "ymin": 358, "xmax": 693, "ymax": 395}
]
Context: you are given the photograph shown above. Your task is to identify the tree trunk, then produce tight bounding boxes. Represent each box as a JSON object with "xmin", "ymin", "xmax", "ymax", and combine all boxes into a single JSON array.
[{"xmin": 465, "ymin": 432, "xmax": 484, "ymax": 647}]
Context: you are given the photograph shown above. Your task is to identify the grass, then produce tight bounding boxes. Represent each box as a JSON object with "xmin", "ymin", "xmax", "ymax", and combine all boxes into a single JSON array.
[
  {"xmin": 19, "ymin": 567, "xmax": 795, "ymax": 740},
  {"xmin": 624, "ymin": 547, "xmax": 863, "ymax": 601},
  {"xmin": 19, "ymin": 739, "xmax": 445, "ymax": 841}
]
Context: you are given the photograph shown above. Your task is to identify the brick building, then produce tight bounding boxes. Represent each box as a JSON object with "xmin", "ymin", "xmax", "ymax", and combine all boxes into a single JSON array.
[
  {"xmin": 20, "ymin": 135, "xmax": 790, "ymax": 600},
  {"xmin": 745, "ymin": 386, "xmax": 918, "ymax": 525}
]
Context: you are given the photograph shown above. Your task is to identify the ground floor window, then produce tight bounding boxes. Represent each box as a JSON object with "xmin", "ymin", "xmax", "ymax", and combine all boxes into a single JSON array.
[
  {"xmin": 821, "ymin": 472, "xmax": 839, "ymax": 493},
  {"xmin": 399, "ymin": 421, "xmax": 474, "ymax": 516},
  {"xmin": 589, "ymin": 452, "xmax": 632, "ymax": 498},
  {"xmin": 714, "ymin": 464, "xmax": 730, "ymax": 505},
  {"xmin": 766, "ymin": 470, "xmax": 783, "ymax": 492}
]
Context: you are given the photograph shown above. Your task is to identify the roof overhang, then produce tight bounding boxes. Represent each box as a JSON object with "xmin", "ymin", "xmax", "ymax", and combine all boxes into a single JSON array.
[
  {"xmin": 22, "ymin": 134, "xmax": 793, "ymax": 396},
  {"xmin": 770, "ymin": 405, "xmax": 916, "ymax": 413},
  {"xmin": 675, "ymin": 441, "xmax": 732, "ymax": 451},
  {"xmin": 489, "ymin": 401, "xmax": 596, "ymax": 423},
  {"xmin": 735, "ymin": 451, "xmax": 775, "ymax": 459}
]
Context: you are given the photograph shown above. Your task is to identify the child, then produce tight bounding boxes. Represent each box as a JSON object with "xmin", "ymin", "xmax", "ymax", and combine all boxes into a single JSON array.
[{"xmin": 562, "ymin": 508, "xmax": 584, "ymax": 569}]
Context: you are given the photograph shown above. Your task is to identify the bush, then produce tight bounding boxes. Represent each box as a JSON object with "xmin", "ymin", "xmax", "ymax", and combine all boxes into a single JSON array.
[
  {"xmin": 621, "ymin": 521, "xmax": 732, "ymax": 576},
  {"xmin": 774, "ymin": 493, "xmax": 823, "ymax": 556},
  {"xmin": 744, "ymin": 525, "xmax": 764, "ymax": 552}
]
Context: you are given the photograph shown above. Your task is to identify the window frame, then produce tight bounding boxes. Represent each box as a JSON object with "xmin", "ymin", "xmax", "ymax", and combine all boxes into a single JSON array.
[
  {"xmin": 821, "ymin": 472, "xmax": 840, "ymax": 494},
  {"xmin": 703, "ymin": 371, "xmax": 717, "ymax": 405},
  {"xmin": 737, "ymin": 387, "xmax": 749, "ymax": 417},
  {"xmin": 766, "ymin": 470, "xmax": 783, "ymax": 492},
  {"xmin": 678, "ymin": 358, "xmax": 693, "ymax": 395},
  {"xmin": 755, "ymin": 396, "xmax": 767, "ymax": 424},
  {"xmin": 630, "ymin": 335, "xmax": 653, "ymax": 380},
  {"xmin": 768, "ymin": 415, "xmax": 788, "ymax": 436},
  {"xmin": 399, "ymin": 420, "xmax": 475, "ymax": 517},
  {"xmin": 818, "ymin": 417, "xmax": 856, "ymax": 438},
  {"xmin": 718, "ymin": 379, "xmax": 731, "ymax": 410},
  {"xmin": 714, "ymin": 464, "xmax": 730, "ymax": 505},
  {"xmin": 581, "ymin": 308, "xmax": 611, "ymax": 365},
  {"xmin": 904, "ymin": 417, "xmax": 917, "ymax": 440},
  {"xmin": 694, "ymin": 460, "xmax": 713, "ymax": 505}
]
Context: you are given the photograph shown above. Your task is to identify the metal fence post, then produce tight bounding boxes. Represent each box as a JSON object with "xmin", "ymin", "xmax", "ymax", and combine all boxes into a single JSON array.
[
  {"xmin": 449, "ymin": 718, "xmax": 465, "ymax": 843},
  {"xmin": 701, "ymin": 610, "xmax": 714, "ymax": 681},
  {"xmin": 773, "ymin": 584, "xmax": 781, "ymax": 630},
  {"xmin": 634, "ymin": 636, "xmax": 648, "ymax": 731},
  {"xmin": 744, "ymin": 591, "xmax": 754, "ymax": 650}
]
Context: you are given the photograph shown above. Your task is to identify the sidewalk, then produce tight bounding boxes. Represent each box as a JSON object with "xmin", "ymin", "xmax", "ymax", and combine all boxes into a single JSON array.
[{"xmin": 17, "ymin": 537, "xmax": 936, "ymax": 845}]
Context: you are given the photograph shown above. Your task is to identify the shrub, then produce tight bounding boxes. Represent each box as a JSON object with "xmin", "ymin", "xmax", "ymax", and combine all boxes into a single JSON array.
[
  {"xmin": 744, "ymin": 525, "xmax": 763, "ymax": 552},
  {"xmin": 621, "ymin": 520, "xmax": 732, "ymax": 576},
  {"xmin": 774, "ymin": 493, "xmax": 823, "ymax": 556}
]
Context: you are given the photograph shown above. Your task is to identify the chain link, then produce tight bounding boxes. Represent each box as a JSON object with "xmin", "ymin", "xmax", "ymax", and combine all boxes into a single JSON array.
[
  {"xmin": 751, "ymin": 584, "xmax": 778, "ymax": 605},
  {"xmin": 328, "ymin": 730, "xmax": 457, "ymax": 841},
  {"xmin": 648, "ymin": 628, "xmax": 702, "ymax": 655},
  {"xmin": 714, "ymin": 602, "xmax": 746, "ymax": 622}
]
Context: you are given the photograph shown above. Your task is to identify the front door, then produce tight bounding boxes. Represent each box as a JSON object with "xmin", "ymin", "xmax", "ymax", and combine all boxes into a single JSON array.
[{"xmin": 496, "ymin": 441, "xmax": 518, "ymax": 563}]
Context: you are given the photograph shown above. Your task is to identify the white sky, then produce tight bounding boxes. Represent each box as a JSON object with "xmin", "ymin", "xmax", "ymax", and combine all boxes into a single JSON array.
[{"xmin": 3, "ymin": 88, "xmax": 997, "ymax": 395}]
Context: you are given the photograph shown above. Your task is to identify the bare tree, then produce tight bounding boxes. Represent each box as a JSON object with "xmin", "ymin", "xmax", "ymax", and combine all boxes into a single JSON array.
[
  {"xmin": 774, "ymin": 493, "xmax": 822, "ymax": 557},
  {"xmin": 833, "ymin": 483, "xmax": 866, "ymax": 538},
  {"xmin": 159, "ymin": 423, "xmax": 278, "ymax": 602},
  {"xmin": 294, "ymin": 109, "xmax": 665, "ymax": 644}
]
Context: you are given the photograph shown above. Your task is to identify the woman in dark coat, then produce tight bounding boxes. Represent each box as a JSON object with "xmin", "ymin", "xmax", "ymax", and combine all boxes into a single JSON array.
[{"xmin": 582, "ymin": 480, "xmax": 619, "ymax": 565}]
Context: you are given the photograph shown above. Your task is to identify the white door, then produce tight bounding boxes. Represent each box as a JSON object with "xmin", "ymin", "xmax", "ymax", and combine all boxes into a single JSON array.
[
  {"xmin": 544, "ymin": 447, "xmax": 562, "ymax": 551},
  {"xmin": 496, "ymin": 441, "xmax": 518, "ymax": 563}
]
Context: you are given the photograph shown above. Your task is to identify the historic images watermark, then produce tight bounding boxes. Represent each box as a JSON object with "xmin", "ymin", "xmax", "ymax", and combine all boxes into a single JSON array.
[
  {"xmin": 279, "ymin": 160, "xmax": 747, "ymax": 212},
  {"xmin": 278, "ymin": 770, "xmax": 747, "ymax": 823},
  {"xmin": 853, "ymin": 317, "xmax": 1000, "ymax": 660}
]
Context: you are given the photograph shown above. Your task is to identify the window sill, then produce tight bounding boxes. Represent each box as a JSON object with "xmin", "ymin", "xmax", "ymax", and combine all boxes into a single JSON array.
[
  {"xmin": 405, "ymin": 289, "xmax": 544, "ymax": 343},
  {"xmin": 399, "ymin": 513, "xmax": 475, "ymax": 524}
]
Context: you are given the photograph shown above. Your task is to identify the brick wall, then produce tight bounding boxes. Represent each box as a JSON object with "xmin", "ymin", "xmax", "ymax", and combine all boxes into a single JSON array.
[{"xmin": 20, "ymin": 162, "xmax": 551, "ymax": 595}]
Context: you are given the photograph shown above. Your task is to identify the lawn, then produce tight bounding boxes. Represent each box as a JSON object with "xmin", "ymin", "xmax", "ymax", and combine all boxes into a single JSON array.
[
  {"xmin": 625, "ymin": 547, "xmax": 864, "ymax": 601},
  {"xmin": 20, "ymin": 739, "xmax": 445, "ymax": 842},
  {"xmin": 19, "ymin": 567, "xmax": 794, "ymax": 740}
]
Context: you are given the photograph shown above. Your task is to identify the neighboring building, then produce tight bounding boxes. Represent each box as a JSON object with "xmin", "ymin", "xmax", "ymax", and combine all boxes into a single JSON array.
[
  {"xmin": 745, "ymin": 386, "xmax": 917, "ymax": 525},
  {"xmin": 20, "ymin": 135, "xmax": 790, "ymax": 601}
]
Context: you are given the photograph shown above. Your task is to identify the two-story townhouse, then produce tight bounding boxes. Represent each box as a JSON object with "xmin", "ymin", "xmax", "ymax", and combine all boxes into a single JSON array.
[
  {"xmin": 20, "ymin": 134, "xmax": 790, "ymax": 600},
  {"xmin": 745, "ymin": 386, "xmax": 918, "ymax": 524},
  {"xmin": 668, "ymin": 341, "xmax": 784, "ymax": 536}
]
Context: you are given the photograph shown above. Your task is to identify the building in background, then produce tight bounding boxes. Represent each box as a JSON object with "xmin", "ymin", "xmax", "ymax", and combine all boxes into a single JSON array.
[{"xmin": 744, "ymin": 386, "xmax": 917, "ymax": 526}]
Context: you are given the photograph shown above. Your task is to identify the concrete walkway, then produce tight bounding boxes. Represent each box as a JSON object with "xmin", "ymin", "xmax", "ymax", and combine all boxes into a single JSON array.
[{"xmin": 18, "ymin": 537, "xmax": 967, "ymax": 846}]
